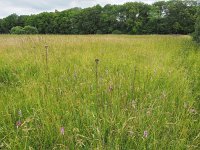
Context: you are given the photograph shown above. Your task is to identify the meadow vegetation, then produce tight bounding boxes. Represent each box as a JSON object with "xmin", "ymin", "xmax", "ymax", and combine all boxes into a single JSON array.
[{"xmin": 0, "ymin": 35, "xmax": 199, "ymax": 149}]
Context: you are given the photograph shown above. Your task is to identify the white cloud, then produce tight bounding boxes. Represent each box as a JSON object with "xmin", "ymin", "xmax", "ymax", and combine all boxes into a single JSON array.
[{"xmin": 0, "ymin": 0, "xmax": 157, "ymax": 18}]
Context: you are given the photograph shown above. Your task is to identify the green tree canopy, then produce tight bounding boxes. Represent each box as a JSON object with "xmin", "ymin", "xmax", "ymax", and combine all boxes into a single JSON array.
[
  {"xmin": 0, "ymin": 0, "xmax": 199, "ymax": 35},
  {"xmin": 10, "ymin": 26, "xmax": 38, "ymax": 34},
  {"xmin": 10, "ymin": 26, "xmax": 25, "ymax": 34},
  {"xmin": 193, "ymin": 10, "xmax": 200, "ymax": 43},
  {"xmin": 24, "ymin": 26, "xmax": 38, "ymax": 34}
]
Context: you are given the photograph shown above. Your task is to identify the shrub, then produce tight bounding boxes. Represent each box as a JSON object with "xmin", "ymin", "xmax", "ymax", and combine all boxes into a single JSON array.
[
  {"xmin": 10, "ymin": 26, "xmax": 38, "ymax": 34},
  {"xmin": 112, "ymin": 30, "xmax": 122, "ymax": 34},
  {"xmin": 10, "ymin": 26, "xmax": 25, "ymax": 34},
  {"xmin": 24, "ymin": 26, "xmax": 38, "ymax": 34}
]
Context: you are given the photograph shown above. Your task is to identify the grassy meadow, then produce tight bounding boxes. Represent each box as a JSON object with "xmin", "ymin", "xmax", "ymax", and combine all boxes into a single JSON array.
[{"xmin": 0, "ymin": 35, "xmax": 199, "ymax": 149}]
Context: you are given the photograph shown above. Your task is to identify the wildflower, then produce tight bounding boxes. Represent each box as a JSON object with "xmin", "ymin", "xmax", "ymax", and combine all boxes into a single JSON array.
[
  {"xmin": 144, "ymin": 130, "xmax": 148, "ymax": 138},
  {"xmin": 45, "ymin": 45, "xmax": 48, "ymax": 49},
  {"xmin": 16, "ymin": 121, "xmax": 22, "ymax": 128},
  {"xmin": 60, "ymin": 127, "xmax": 65, "ymax": 135}
]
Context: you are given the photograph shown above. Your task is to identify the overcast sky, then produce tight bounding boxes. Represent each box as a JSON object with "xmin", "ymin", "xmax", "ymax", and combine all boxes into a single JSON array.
[{"xmin": 0, "ymin": 0, "xmax": 157, "ymax": 19}]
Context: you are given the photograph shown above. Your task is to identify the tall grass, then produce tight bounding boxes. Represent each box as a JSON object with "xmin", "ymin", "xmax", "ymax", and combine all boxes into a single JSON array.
[{"xmin": 0, "ymin": 35, "xmax": 199, "ymax": 149}]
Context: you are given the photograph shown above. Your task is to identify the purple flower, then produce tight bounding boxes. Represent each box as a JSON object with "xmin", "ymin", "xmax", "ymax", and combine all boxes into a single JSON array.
[
  {"xmin": 144, "ymin": 130, "xmax": 148, "ymax": 138},
  {"xmin": 60, "ymin": 127, "xmax": 65, "ymax": 135},
  {"xmin": 16, "ymin": 121, "xmax": 22, "ymax": 128}
]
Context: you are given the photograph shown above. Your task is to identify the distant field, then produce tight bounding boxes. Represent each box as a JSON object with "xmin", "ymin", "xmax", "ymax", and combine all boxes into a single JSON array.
[{"xmin": 0, "ymin": 35, "xmax": 199, "ymax": 149}]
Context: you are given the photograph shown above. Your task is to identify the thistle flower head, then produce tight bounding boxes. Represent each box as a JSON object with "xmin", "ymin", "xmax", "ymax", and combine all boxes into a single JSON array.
[{"xmin": 95, "ymin": 59, "xmax": 99, "ymax": 64}]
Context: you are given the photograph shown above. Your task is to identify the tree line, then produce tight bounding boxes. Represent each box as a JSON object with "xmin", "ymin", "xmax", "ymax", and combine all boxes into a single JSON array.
[
  {"xmin": 194, "ymin": 3, "xmax": 200, "ymax": 43},
  {"xmin": 0, "ymin": 0, "xmax": 199, "ymax": 35}
]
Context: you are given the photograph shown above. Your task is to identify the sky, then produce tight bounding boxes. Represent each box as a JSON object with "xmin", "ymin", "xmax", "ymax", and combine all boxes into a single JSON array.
[{"xmin": 0, "ymin": 0, "xmax": 157, "ymax": 19}]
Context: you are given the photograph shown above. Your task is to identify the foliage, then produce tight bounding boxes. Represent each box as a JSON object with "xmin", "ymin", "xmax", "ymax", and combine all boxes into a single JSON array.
[
  {"xmin": 10, "ymin": 26, "xmax": 38, "ymax": 34},
  {"xmin": 23, "ymin": 26, "xmax": 38, "ymax": 34},
  {"xmin": 112, "ymin": 30, "xmax": 122, "ymax": 34},
  {"xmin": 96, "ymin": 30, "xmax": 102, "ymax": 34},
  {"xmin": 0, "ymin": 0, "xmax": 198, "ymax": 34},
  {"xmin": 193, "ymin": 9, "xmax": 200, "ymax": 43},
  {"xmin": 1, "ymin": 14, "xmax": 19, "ymax": 33},
  {"xmin": 10, "ymin": 26, "xmax": 25, "ymax": 34}
]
